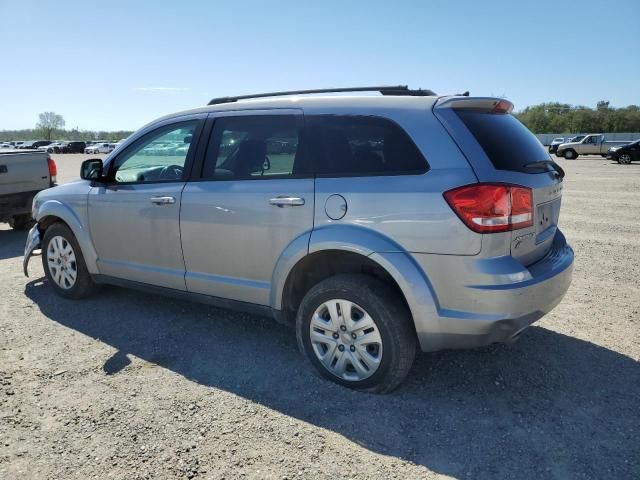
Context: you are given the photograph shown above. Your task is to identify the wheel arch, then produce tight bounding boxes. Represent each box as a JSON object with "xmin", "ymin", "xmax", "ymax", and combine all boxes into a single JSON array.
[
  {"xmin": 36, "ymin": 200, "xmax": 99, "ymax": 274},
  {"xmin": 273, "ymin": 225, "xmax": 439, "ymax": 346}
]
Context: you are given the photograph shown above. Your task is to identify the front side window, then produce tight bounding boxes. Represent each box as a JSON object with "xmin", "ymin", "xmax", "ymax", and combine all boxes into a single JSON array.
[
  {"xmin": 112, "ymin": 121, "xmax": 198, "ymax": 183},
  {"xmin": 203, "ymin": 115, "xmax": 305, "ymax": 179},
  {"xmin": 305, "ymin": 115, "xmax": 428, "ymax": 176}
]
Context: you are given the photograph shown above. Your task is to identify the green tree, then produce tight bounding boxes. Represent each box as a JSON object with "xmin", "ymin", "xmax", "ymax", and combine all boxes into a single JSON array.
[{"xmin": 36, "ymin": 112, "xmax": 65, "ymax": 140}]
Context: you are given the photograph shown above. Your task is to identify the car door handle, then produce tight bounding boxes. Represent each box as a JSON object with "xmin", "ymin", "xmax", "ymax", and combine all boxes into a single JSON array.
[
  {"xmin": 150, "ymin": 196, "xmax": 176, "ymax": 205},
  {"xmin": 269, "ymin": 196, "xmax": 305, "ymax": 207}
]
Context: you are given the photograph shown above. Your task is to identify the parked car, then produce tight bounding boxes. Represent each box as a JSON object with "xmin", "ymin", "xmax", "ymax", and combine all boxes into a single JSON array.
[
  {"xmin": 548, "ymin": 137, "xmax": 564, "ymax": 155},
  {"xmin": 43, "ymin": 141, "xmax": 66, "ymax": 153},
  {"xmin": 1, "ymin": 150, "xmax": 57, "ymax": 229},
  {"xmin": 607, "ymin": 139, "xmax": 639, "ymax": 164},
  {"xmin": 0, "ymin": 143, "xmax": 13, "ymax": 149},
  {"xmin": 556, "ymin": 134, "xmax": 628, "ymax": 159},
  {"xmin": 19, "ymin": 141, "xmax": 37, "ymax": 149},
  {"xmin": 23, "ymin": 86, "xmax": 574, "ymax": 392},
  {"xmin": 60, "ymin": 141, "xmax": 87, "ymax": 153},
  {"xmin": 85, "ymin": 142, "xmax": 115, "ymax": 154}
]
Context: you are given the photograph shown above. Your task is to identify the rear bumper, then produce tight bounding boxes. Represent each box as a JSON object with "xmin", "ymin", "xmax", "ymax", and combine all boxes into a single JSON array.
[{"xmin": 412, "ymin": 230, "xmax": 574, "ymax": 352}]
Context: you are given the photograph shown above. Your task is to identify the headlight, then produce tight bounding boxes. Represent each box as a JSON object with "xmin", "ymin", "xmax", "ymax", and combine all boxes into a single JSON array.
[{"xmin": 32, "ymin": 195, "xmax": 41, "ymax": 218}]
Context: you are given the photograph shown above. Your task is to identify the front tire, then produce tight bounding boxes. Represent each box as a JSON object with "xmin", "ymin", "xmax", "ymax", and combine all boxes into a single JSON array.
[
  {"xmin": 42, "ymin": 223, "xmax": 99, "ymax": 299},
  {"xmin": 564, "ymin": 149, "xmax": 577, "ymax": 159},
  {"xmin": 296, "ymin": 274, "xmax": 416, "ymax": 393},
  {"xmin": 618, "ymin": 153, "xmax": 632, "ymax": 164}
]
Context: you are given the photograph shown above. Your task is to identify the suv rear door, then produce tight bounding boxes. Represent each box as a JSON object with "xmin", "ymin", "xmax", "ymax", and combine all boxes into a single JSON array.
[
  {"xmin": 434, "ymin": 98, "xmax": 563, "ymax": 266},
  {"xmin": 180, "ymin": 110, "xmax": 314, "ymax": 306}
]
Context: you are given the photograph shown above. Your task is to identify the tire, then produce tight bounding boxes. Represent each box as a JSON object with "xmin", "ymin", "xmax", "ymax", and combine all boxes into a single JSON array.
[
  {"xmin": 9, "ymin": 214, "xmax": 34, "ymax": 231},
  {"xmin": 564, "ymin": 149, "xmax": 577, "ymax": 160},
  {"xmin": 618, "ymin": 153, "xmax": 632, "ymax": 165},
  {"xmin": 296, "ymin": 274, "xmax": 416, "ymax": 393},
  {"xmin": 41, "ymin": 223, "xmax": 99, "ymax": 299}
]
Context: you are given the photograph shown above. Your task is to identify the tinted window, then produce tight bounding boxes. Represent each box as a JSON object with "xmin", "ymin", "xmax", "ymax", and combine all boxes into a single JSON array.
[
  {"xmin": 203, "ymin": 115, "xmax": 305, "ymax": 179},
  {"xmin": 112, "ymin": 121, "xmax": 197, "ymax": 183},
  {"xmin": 306, "ymin": 115, "xmax": 428, "ymax": 176},
  {"xmin": 456, "ymin": 111, "xmax": 549, "ymax": 172}
]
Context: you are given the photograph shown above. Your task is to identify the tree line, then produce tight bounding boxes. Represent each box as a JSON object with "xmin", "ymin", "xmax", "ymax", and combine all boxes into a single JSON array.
[
  {"xmin": 2, "ymin": 103, "xmax": 640, "ymax": 142},
  {"xmin": 515, "ymin": 101, "xmax": 640, "ymax": 134},
  {"xmin": 0, "ymin": 112, "xmax": 133, "ymax": 142}
]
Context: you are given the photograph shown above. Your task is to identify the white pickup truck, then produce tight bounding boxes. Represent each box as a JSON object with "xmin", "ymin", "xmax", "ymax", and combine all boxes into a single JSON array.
[
  {"xmin": 556, "ymin": 134, "xmax": 629, "ymax": 159},
  {"xmin": 0, "ymin": 151, "xmax": 57, "ymax": 229}
]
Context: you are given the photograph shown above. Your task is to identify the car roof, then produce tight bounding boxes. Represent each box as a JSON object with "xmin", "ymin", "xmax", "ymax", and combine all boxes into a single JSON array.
[{"xmin": 148, "ymin": 94, "xmax": 440, "ymax": 127}]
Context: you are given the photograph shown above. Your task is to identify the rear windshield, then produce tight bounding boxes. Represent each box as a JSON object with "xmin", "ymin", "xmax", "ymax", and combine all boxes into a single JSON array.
[{"xmin": 456, "ymin": 111, "xmax": 549, "ymax": 172}]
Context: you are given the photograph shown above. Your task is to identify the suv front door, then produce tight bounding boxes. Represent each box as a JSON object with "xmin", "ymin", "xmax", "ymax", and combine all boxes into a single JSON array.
[
  {"xmin": 180, "ymin": 111, "xmax": 314, "ymax": 305},
  {"xmin": 88, "ymin": 117, "xmax": 203, "ymax": 290}
]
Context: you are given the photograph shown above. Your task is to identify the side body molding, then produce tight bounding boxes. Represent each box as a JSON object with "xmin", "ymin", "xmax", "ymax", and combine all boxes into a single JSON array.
[
  {"xmin": 271, "ymin": 224, "xmax": 440, "ymax": 351},
  {"xmin": 36, "ymin": 200, "xmax": 99, "ymax": 274}
]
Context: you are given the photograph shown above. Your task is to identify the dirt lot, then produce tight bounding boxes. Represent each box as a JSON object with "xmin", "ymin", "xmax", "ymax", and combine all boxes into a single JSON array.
[{"xmin": 1, "ymin": 155, "xmax": 639, "ymax": 479}]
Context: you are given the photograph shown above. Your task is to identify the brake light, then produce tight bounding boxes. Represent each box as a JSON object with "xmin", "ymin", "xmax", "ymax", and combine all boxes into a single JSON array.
[
  {"xmin": 47, "ymin": 155, "xmax": 57, "ymax": 184},
  {"xmin": 491, "ymin": 99, "xmax": 513, "ymax": 114},
  {"xmin": 444, "ymin": 183, "xmax": 533, "ymax": 233}
]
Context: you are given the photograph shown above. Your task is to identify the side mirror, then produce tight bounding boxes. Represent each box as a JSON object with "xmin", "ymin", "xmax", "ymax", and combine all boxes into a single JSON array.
[{"xmin": 80, "ymin": 158, "xmax": 104, "ymax": 181}]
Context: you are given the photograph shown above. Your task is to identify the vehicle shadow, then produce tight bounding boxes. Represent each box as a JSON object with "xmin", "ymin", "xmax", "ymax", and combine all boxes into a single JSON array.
[
  {"xmin": 24, "ymin": 279, "xmax": 640, "ymax": 478},
  {"xmin": 0, "ymin": 228, "xmax": 27, "ymax": 260}
]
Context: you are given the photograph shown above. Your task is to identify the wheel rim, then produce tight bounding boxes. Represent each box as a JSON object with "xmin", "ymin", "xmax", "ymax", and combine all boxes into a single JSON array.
[
  {"xmin": 620, "ymin": 154, "xmax": 631, "ymax": 164},
  {"xmin": 565, "ymin": 151, "xmax": 573, "ymax": 159},
  {"xmin": 47, "ymin": 236, "xmax": 77, "ymax": 289},
  {"xmin": 309, "ymin": 299, "xmax": 383, "ymax": 381}
]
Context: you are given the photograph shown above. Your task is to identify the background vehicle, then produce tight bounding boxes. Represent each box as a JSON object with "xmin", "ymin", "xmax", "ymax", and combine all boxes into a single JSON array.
[
  {"xmin": 19, "ymin": 141, "xmax": 37, "ymax": 149},
  {"xmin": 548, "ymin": 137, "xmax": 564, "ymax": 155},
  {"xmin": 85, "ymin": 142, "xmax": 114, "ymax": 154},
  {"xmin": 608, "ymin": 139, "xmax": 640, "ymax": 164},
  {"xmin": 0, "ymin": 143, "xmax": 13, "ymax": 149},
  {"xmin": 24, "ymin": 87, "xmax": 573, "ymax": 392},
  {"xmin": 43, "ymin": 141, "xmax": 65, "ymax": 153},
  {"xmin": 0, "ymin": 151, "xmax": 57, "ymax": 229},
  {"xmin": 556, "ymin": 134, "xmax": 628, "ymax": 159},
  {"xmin": 60, "ymin": 141, "xmax": 86, "ymax": 153}
]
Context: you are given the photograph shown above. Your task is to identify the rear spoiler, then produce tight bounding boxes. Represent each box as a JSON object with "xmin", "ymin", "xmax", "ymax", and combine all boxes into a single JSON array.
[{"xmin": 434, "ymin": 96, "xmax": 514, "ymax": 114}]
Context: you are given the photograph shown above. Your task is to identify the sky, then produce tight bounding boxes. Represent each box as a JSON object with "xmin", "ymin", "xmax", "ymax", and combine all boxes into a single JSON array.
[{"xmin": 0, "ymin": 0, "xmax": 638, "ymax": 131}]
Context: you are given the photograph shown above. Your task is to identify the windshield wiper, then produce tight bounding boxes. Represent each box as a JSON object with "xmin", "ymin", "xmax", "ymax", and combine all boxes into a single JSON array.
[{"xmin": 523, "ymin": 160, "xmax": 565, "ymax": 179}]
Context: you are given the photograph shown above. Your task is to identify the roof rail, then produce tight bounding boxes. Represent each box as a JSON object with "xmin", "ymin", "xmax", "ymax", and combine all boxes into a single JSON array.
[{"xmin": 207, "ymin": 85, "xmax": 437, "ymax": 105}]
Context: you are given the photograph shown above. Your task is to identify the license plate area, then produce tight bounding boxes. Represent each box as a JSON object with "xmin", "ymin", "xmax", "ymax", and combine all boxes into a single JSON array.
[{"xmin": 536, "ymin": 199, "xmax": 560, "ymax": 243}]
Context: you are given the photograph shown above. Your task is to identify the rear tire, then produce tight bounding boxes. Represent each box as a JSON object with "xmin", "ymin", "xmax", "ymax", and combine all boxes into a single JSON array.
[
  {"xmin": 41, "ymin": 223, "xmax": 99, "ymax": 299},
  {"xmin": 564, "ymin": 149, "xmax": 577, "ymax": 159},
  {"xmin": 9, "ymin": 214, "xmax": 34, "ymax": 231},
  {"xmin": 296, "ymin": 274, "xmax": 416, "ymax": 393}
]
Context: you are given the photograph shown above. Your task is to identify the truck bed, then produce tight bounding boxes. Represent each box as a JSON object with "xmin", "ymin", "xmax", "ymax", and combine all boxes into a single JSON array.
[{"xmin": 0, "ymin": 151, "xmax": 52, "ymax": 221}]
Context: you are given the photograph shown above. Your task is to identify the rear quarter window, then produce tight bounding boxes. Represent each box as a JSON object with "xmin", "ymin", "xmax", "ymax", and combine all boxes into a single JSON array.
[
  {"xmin": 455, "ymin": 111, "xmax": 550, "ymax": 173},
  {"xmin": 305, "ymin": 115, "xmax": 429, "ymax": 176}
]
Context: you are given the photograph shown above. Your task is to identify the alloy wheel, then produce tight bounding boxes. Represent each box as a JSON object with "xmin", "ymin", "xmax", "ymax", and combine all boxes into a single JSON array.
[{"xmin": 619, "ymin": 153, "xmax": 632, "ymax": 164}]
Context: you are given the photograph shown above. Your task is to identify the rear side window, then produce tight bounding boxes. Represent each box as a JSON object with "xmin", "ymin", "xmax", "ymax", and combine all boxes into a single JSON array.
[
  {"xmin": 203, "ymin": 115, "xmax": 305, "ymax": 179},
  {"xmin": 455, "ymin": 111, "xmax": 549, "ymax": 172},
  {"xmin": 305, "ymin": 115, "xmax": 428, "ymax": 176}
]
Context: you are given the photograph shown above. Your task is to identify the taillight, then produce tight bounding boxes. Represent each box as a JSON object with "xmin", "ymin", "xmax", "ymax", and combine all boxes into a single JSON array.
[
  {"xmin": 47, "ymin": 155, "xmax": 57, "ymax": 184},
  {"xmin": 444, "ymin": 183, "xmax": 533, "ymax": 233}
]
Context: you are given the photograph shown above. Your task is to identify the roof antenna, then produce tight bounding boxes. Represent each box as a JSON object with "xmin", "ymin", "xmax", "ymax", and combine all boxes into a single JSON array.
[{"xmin": 458, "ymin": 91, "xmax": 470, "ymax": 96}]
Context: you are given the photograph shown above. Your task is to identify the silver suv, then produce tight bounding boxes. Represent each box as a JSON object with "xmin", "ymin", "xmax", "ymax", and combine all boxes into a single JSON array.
[{"xmin": 23, "ymin": 86, "xmax": 574, "ymax": 393}]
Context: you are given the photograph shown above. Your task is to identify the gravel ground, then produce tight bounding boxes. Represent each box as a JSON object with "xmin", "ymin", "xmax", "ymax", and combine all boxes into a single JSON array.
[{"xmin": 1, "ymin": 156, "xmax": 639, "ymax": 479}]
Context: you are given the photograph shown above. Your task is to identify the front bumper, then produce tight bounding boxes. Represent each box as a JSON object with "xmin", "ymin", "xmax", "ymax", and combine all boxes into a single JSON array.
[
  {"xmin": 23, "ymin": 224, "xmax": 41, "ymax": 277},
  {"xmin": 413, "ymin": 230, "xmax": 574, "ymax": 352}
]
